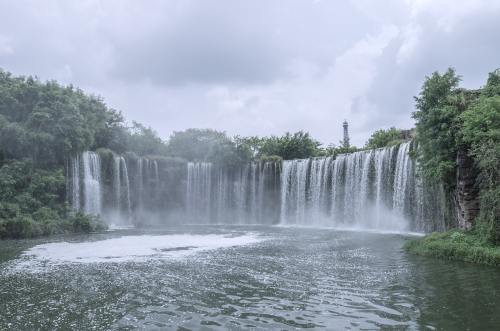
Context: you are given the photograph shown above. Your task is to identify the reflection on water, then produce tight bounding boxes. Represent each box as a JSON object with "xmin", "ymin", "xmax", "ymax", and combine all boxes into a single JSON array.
[{"xmin": 1, "ymin": 226, "xmax": 500, "ymax": 330}]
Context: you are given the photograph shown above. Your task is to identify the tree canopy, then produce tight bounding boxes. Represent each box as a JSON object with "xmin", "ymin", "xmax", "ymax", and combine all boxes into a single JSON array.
[
  {"xmin": 364, "ymin": 127, "xmax": 403, "ymax": 149},
  {"xmin": 412, "ymin": 68, "xmax": 464, "ymax": 183}
]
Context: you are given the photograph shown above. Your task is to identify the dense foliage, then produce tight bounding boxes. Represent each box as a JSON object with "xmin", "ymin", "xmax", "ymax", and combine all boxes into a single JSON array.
[
  {"xmin": 0, "ymin": 70, "xmax": 129, "ymax": 237},
  {"xmin": 0, "ymin": 160, "xmax": 104, "ymax": 238},
  {"xmin": 460, "ymin": 70, "xmax": 500, "ymax": 244},
  {"xmin": 413, "ymin": 68, "xmax": 500, "ymax": 247},
  {"xmin": 257, "ymin": 131, "xmax": 321, "ymax": 160},
  {"xmin": 364, "ymin": 127, "xmax": 404, "ymax": 149},
  {"xmin": 412, "ymin": 68, "xmax": 464, "ymax": 184}
]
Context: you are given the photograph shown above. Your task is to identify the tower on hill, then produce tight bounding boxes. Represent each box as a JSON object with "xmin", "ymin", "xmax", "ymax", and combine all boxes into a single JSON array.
[{"xmin": 342, "ymin": 120, "xmax": 350, "ymax": 148}]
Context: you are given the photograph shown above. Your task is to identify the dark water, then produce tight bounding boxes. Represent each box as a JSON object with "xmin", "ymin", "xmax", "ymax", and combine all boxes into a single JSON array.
[{"xmin": 1, "ymin": 226, "xmax": 500, "ymax": 330}]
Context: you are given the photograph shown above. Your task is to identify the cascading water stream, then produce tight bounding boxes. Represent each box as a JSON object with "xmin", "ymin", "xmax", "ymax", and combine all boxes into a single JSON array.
[
  {"xmin": 186, "ymin": 162, "xmax": 212, "ymax": 222},
  {"xmin": 69, "ymin": 154, "xmax": 81, "ymax": 211},
  {"xmin": 81, "ymin": 151, "xmax": 102, "ymax": 216},
  {"xmin": 113, "ymin": 156, "xmax": 121, "ymax": 212},
  {"xmin": 392, "ymin": 141, "xmax": 413, "ymax": 224},
  {"xmin": 120, "ymin": 157, "xmax": 132, "ymax": 218}
]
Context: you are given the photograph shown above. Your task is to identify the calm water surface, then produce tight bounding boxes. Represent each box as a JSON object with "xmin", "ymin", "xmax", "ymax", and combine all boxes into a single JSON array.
[{"xmin": 1, "ymin": 225, "xmax": 500, "ymax": 330}]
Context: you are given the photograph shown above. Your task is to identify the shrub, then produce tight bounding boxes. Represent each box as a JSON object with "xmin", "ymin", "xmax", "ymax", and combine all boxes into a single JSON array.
[
  {"xmin": 405, "ymin": 230, "xmax": 500, "ymax": 266},
  {"xmin": 70, "ymin": 212, "xmax": 107, "ymax": 233}
]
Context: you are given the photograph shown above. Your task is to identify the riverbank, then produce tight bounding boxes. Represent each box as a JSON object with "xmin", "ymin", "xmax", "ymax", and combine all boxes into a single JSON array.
[{"xmin": 404, "ymin": 230, "xmax": 500, "ymax": 266}]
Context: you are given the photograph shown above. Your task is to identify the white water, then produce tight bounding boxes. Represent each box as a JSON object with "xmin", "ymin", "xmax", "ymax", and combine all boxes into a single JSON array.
[
  {"xmin": 135, "ymin": 158, "xmax": 161, "ymax": 215},
  {"xmin": 110, "ymin": 156, "xmax": 132, "ymax": 224},
  {"xmin": 70, "ymin": 153, "xmax": 167, "ymax": 224},
  {"xmin": 280, "ymin": 142, "xmax": 429, "ymax": 231},
  {"xmin": 82, "ymin": 151, "xmax": 102, "ymax": 216},
  {"xmin": 121, "ymin": 157, "xmax": 132, "ymax": 217},
  {"xmin": 186, "ymin": 162, "xmax": 212, "ymax": 222},
  {"xmin": 186, "ymin": 162, "xmax": 279, "ymax": 224},
  {"xmin": 69, "ymin": 142, "xmax": 444, "ymax": 232},
  {"xmin": 69, "ymin": 154, "xmax": 80, "ymax": 211},
  {"xmin": 13, "ymin": 233, "xmax": 263, "ymax": 268}
]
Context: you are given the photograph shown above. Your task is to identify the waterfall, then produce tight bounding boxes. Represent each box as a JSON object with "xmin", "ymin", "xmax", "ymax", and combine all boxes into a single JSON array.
[
  {"xmin": 153, "ymin": 160, "xmax": 159, "ymax": 197},
  {"xmin": 81, "ymin": 151, "xmax": 102, "ymax": 216},
  {"xmin": 280, "ymin": 159, "xmax": 310, "ymax": 224},
  {"xmin": 111, "ymin": 156, "xmax": 132, "ymax": 223},
  {"xmin": 393, "ymin": 142, "xmax": 411, "ymax": 215},
  {"xmin": 279, "ymin": 142, "xmax": 426, "ymax": 231},
  {"xmin": 68, "ymin": 143, "xmax": 445, "ymax": 232},
  {"xmin": 69, "ymin": 154, "xmax": 81, "ymax": 211},
  {"xmin": 121, "ymin": 157, "xmax": 132, "ymax": 217},
  {"xmin": 136, "ymin": 158, "xmax": 144, "ymax": 212},
  {"xmin": 331, "ymin": 154, "xmax": 345, "ymax": 221},
  {"xmin": 373, "ymin": 146, "xmax": 396, "ymax": 226},
  {"xmin": 186, "ymin": 161, "xmax": 279, "ymax": 224},
  {"xmin": 113, "ymin": 156, "xmax": 121, "ymax": 212},
  {"xmin": 68, "ymin": 154, "xmax": 166, "ymax": 224},
  {"xmin": 186, "ymin": 162, "xmax": 212, "ymax": 222}
]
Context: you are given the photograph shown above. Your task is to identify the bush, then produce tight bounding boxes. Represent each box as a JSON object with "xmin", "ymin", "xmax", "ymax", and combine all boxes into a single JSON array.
[
  {"xmin": 70, "ymin": 212, "xmax": 107, "ymax": 233},
  {"xmin": 0, "ymin": 215, "xmax": 35, "ymax": 239},
  {"xmin": 475, "ymin": 187, "xmax": 500, "ymax": 244},
  {"xmin": 405, "ymin": 230, "xmax": 500, "ymax": 266}
]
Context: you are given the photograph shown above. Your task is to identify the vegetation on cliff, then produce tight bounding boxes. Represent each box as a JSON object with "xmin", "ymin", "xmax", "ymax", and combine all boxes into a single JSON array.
[{"xmin": 406, "ymin": 68, "xmax": 500, "ymax": 264}]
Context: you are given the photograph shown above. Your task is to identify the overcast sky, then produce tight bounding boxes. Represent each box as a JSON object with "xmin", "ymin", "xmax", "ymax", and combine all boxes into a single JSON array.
[{"xmin": 1, "ymin": 0, "xmax": 499, "ymax": 146}]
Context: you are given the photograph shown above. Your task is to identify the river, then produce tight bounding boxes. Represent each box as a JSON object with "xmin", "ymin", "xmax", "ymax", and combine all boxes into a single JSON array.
[{"xmin": 1, "ymin": 226, "xmax": 499, "ymax": 330}]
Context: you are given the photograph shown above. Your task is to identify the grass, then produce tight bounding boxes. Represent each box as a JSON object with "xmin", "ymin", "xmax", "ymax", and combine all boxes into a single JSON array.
[{"xmin": 404, "ymin": 230, "xmax": 500, "ymax": 266}]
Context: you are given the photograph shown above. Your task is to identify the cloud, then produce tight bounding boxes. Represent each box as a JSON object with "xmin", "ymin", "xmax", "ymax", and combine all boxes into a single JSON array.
[
  {"xmin": 0, "ymin": 0, "xmax": 499, "ymax": 147},
  {"xmin": 0, "ymin": 35, "xmax": 13, "ymax": 55}
]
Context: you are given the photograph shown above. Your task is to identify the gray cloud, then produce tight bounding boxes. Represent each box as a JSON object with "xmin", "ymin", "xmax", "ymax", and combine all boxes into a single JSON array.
[
  {"xmin": 110, "ymin": 0, "xmax": 372, "ymax": 86},
  {"xmin": 1, "ymin": 0, "xmax": 499, "ymax": 146}
]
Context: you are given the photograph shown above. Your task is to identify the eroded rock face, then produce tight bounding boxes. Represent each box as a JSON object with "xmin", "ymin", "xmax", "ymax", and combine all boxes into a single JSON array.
[{"xmin": 456, "ymin": 148, "xmax": 480, "ymax": 230}]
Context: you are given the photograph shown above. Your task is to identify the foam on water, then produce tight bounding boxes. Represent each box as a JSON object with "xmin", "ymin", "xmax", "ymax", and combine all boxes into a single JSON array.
[
  {"xmin": 275, "ymin": 224, "xmax": 425, "ymax": 236},
  {"xmin": 12, "ymin": 233, "xmax": 263, "ymax": 269}
]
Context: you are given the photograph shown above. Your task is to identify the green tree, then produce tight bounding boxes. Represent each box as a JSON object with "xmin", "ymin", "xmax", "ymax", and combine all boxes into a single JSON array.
[
  {"xmin": 412, "ymin": 68, "xmax": 463, "ymax": 184},
  {"xmin": 258, "ymin": 131, "xmax": 321, "ymax": 160},
  {"xmin": 126, "ymin": 122, "xmax": 167, "ymax": 157},
  {"xmin": 234, "ymin": 135, "xmax": 263, "ymax": 160},
  {"xmin": 166, "ymin": 128, "xmax": 244, "ymax": 165},
  {"xmin": 365, "ymin": 127, "xmax": 402, "ymax": 149},
  {"xmin": 461, "ymin": 70, "xmax": 500, "ymax": 244}
]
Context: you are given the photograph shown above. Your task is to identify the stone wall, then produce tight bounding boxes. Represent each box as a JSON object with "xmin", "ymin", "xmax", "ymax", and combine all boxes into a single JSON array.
[{"xmin": 456, "ymin": 148, "xmax": 480, "ymax": 230}]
